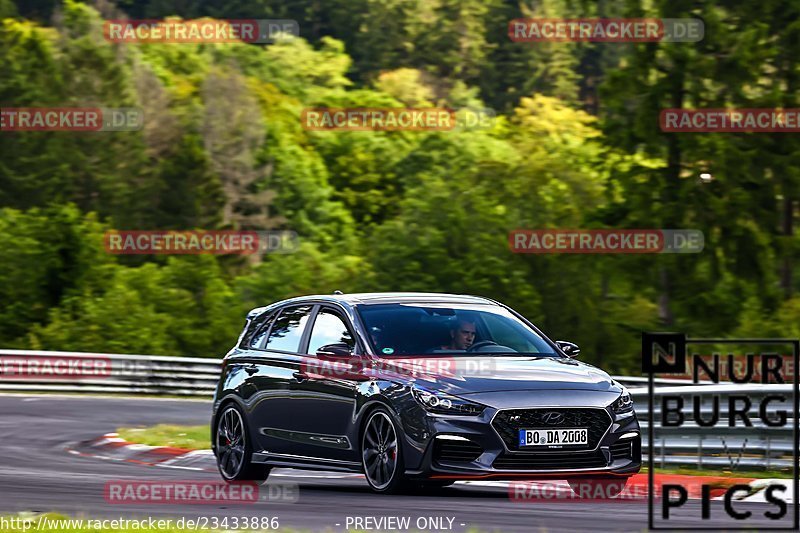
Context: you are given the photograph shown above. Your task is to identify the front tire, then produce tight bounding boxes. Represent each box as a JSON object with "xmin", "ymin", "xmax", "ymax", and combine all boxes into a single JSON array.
[
  {"xmin": 215, "ymin": 404, "xmax": 270, "ymax": 483},
  {"xmin": 361, "ymin": 407, "xmax": 406, "ymax": 493}
]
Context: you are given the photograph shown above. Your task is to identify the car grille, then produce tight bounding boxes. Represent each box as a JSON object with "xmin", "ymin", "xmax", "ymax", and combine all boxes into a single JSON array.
[
  {"xmin": 493, "ymin": 450, "xmax": 608, "ymax": 470},
  {"xmin": 492, "ymin": 408, "xmax": 612, "ymax": 451},
  {"xmin": 433, "ymin": 438, "xmax": 483, "ymax": 463}
]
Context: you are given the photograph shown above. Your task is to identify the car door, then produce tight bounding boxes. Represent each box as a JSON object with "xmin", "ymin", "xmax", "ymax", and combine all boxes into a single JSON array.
[
  {"xmin": 288, "ymin": 305, "xmax": 363, "ymax": 462},
  {"xmin": 247, "ymin": 304, "xmax": 314, "ymax": 455}
]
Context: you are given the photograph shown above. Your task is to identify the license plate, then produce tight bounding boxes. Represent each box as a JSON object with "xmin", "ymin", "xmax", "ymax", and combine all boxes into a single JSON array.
[{"xmin": 518, "ymin": 428, "xmax": 588, "ymax": 448}]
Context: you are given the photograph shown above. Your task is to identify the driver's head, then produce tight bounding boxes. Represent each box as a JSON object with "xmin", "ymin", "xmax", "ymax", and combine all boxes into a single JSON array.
[{"xmin": 450, "ymin": 319, "xmax": 476, "ymax": 350}]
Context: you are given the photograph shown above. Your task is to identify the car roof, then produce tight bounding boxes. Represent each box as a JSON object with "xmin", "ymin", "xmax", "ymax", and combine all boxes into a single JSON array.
[
  {"xmin": 245, "ymin": 293, "xmax": 500, "ymax": 319},
  {"xmin": 250, "ymin": 292, "xmax": 494, "ymax": 313},
  {"xmin": 316, "ymin": 292, "xmax": 497, "ymax": 304}
]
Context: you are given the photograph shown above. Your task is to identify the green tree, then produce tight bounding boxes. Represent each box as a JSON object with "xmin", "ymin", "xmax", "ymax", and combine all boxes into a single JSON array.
[{"xmin": 0, "ymin": 205, "xmax": 113, "ymax": 346}]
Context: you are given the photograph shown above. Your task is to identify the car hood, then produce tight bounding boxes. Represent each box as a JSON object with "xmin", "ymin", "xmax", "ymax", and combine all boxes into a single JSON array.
[{"xmin": 399, "ymin": 355, "xmax": 620, "ymax": 396}]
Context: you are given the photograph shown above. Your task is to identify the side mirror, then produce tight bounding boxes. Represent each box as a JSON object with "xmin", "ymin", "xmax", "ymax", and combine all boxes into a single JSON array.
[
  {"xmin": 556, "ymin": 340, "xmax": 580, "ymax": 358},
  {"xmin": 316, "ymin": 343, "xmax": 354, "ymax": 360}
]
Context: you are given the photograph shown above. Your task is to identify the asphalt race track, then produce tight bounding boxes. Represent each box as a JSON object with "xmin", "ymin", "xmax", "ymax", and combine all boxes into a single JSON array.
[{"xmin": 0, "ymin": 394, "xmax": 793, "ymax": 532}]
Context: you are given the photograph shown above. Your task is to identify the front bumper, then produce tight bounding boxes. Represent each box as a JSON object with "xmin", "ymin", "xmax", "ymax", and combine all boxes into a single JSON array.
[{"xmin": 401, "ymin": 404, "xmax": 641, "ymax": 481}]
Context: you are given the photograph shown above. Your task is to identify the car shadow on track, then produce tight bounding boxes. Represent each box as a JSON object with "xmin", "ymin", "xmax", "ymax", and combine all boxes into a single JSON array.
[{"xmin": 291, "ymin": 481, "xmax": 511, "ymax": 499}]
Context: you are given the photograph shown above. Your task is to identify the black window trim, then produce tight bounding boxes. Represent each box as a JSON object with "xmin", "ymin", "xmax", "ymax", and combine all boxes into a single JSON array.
[
  {"xmin": 251, "ymin": 303, "xmax": 316, "ymax": 355},
  {"xmin": 297, "ymin": 305, "xmax": 319, "ymax": 355},
  {"xmin": 303, "ymin": 304, "xmax": 360, "ymax": 357},
  {"xmin": 243, "ymin": 308, "xmax": 280, "ymax": 349}
]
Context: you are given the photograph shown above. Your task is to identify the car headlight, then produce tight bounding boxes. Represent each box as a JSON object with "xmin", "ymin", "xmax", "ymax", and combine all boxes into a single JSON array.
[
  {"xmin": 611, "ymin": 387, "xmax": 634, "ymax": 414},
  {"xmin": 411, "ymin": 385, "xmax": 485, "ymax": 416}
]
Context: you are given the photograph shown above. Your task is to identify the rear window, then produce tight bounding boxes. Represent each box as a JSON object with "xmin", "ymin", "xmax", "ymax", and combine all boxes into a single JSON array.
[
  {"xmin": 264, "ymin": 305, "xmax": 312, "ymax": 353},
  {"xmin": 248, "ymin": 310, "xmax": 278, "ymax": 349}
]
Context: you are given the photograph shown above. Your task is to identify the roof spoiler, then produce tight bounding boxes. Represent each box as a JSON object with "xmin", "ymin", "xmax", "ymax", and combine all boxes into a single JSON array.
[
  {"xmin": 246, "ymin": 306, "xmax": 268, "ymax": 319},
  {"xmin": 226, "ymin": 306, "xmax": 268, "ymax": 356}
]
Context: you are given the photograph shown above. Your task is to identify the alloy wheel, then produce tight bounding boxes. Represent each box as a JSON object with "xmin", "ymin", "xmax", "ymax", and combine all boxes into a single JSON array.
[
  {"xmin": 362, "ymin": 411, "xmax": 399, "ymax": 490},
  {"xmin": 216, "ymin": 406, "xmax": 246, "ymax": 480}
]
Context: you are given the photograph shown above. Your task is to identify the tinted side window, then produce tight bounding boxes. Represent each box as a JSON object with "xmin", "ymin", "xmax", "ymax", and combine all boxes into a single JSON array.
[
  {"xmin": 249, "ymin": 311, "xmax": 278, "ymax": 350},
  {"xmin": 307, "ymin": 310, "xmax": 355, "ymax": 354},
  {"xmin": 265, "ymin": 306, "xmax": 312, "ymax": 353}
]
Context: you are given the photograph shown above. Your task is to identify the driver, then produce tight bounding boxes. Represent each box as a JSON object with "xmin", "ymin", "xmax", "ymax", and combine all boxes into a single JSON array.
[{"xmin": 441, "ymin": 319, "xmax": 476, "ymax": 351}]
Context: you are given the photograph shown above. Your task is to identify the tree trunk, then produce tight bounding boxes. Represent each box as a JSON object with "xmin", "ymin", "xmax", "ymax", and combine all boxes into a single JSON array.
[
  {"xmin": 780, "ymin": 195, "xmax": 794, "ymax": 298},
  {"xmin": 658, "ymin": 57, "xmax": 685, "ymax": 328}
]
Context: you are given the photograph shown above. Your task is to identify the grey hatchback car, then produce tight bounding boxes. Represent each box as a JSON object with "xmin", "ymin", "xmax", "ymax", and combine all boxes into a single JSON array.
[{"xmin": 211, "ymin": 292, "xmax": 641, "ymax": 493}]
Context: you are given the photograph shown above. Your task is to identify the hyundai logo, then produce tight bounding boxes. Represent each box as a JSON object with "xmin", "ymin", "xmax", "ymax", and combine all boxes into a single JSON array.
[{"xmin": 540, "ymin": 411, "xmax": 565, "ymax": 425}]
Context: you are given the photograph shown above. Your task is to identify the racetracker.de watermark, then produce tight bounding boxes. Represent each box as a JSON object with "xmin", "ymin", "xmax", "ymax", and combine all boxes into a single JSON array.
[
  {"xmin": 2, "ymin": 516, "xmax": 280, "ymax": 532},
  {"xmin": 660, "ymin": 108, "xmax": 800, "ymax": 132},
  {"xmin": 104, "ymin": 230, "xmax": 298, "ymax": 255},
  {"xmin": 300, "ymin": 356, "xmax": 498, "ymax": 381},
  {"xmin": 0, "ymin": 355, "xmax": 111, "ymax": 379},
  {"xmin": 509, "ymin": 229, "xmax": 704, "ymax": 254},
  {"xmin": 508, "ymin": 18, "xmax": 704, "ymax": 43},
  {"xmin": 301, "ymin": 107, "xmax": 495, "ymax": 132},
  {"xmin": 104, "ymin": 480, "xmax": 298, "ymax": 504},
  {"xmin": 509, "ymin": 479, "xmax": 648, "ymax": 503},
  {"xmin": 1, "ymin": 108, "xmax": 143, "ymax": 132},
  {"xmin": 103, "ymin": 19, "xmax": 299, "ymax": 43}
]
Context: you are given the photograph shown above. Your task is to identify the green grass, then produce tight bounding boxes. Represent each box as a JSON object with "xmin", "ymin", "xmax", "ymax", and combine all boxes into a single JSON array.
[
  {"xmin": 116, "ymin": 424, "xmax": 209, "ymax": 449},
  {"xmin": 642, "ymin": 465, "xmax": 793, "ymax": 479}
]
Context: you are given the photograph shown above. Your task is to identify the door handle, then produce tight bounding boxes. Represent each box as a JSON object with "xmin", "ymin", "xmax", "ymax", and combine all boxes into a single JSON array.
[
  {"xmin": 292, "ymin": 371, "xmax": 308, "ymax": 382},
  {"xmin": 244, "ymin": 364, "xmax": 258, "ymax": 375}
]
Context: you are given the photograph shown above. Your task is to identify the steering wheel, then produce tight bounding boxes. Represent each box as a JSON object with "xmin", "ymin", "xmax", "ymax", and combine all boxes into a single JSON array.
[{"xmin": 467, "ymin": 340, "xmax": 498, "ymax": 352}]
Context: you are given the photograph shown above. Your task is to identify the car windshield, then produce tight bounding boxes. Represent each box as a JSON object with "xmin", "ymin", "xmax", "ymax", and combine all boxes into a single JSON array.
[{"xmin": 357, "ymin": 303, "xmax": 557, "ymax": 357}]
